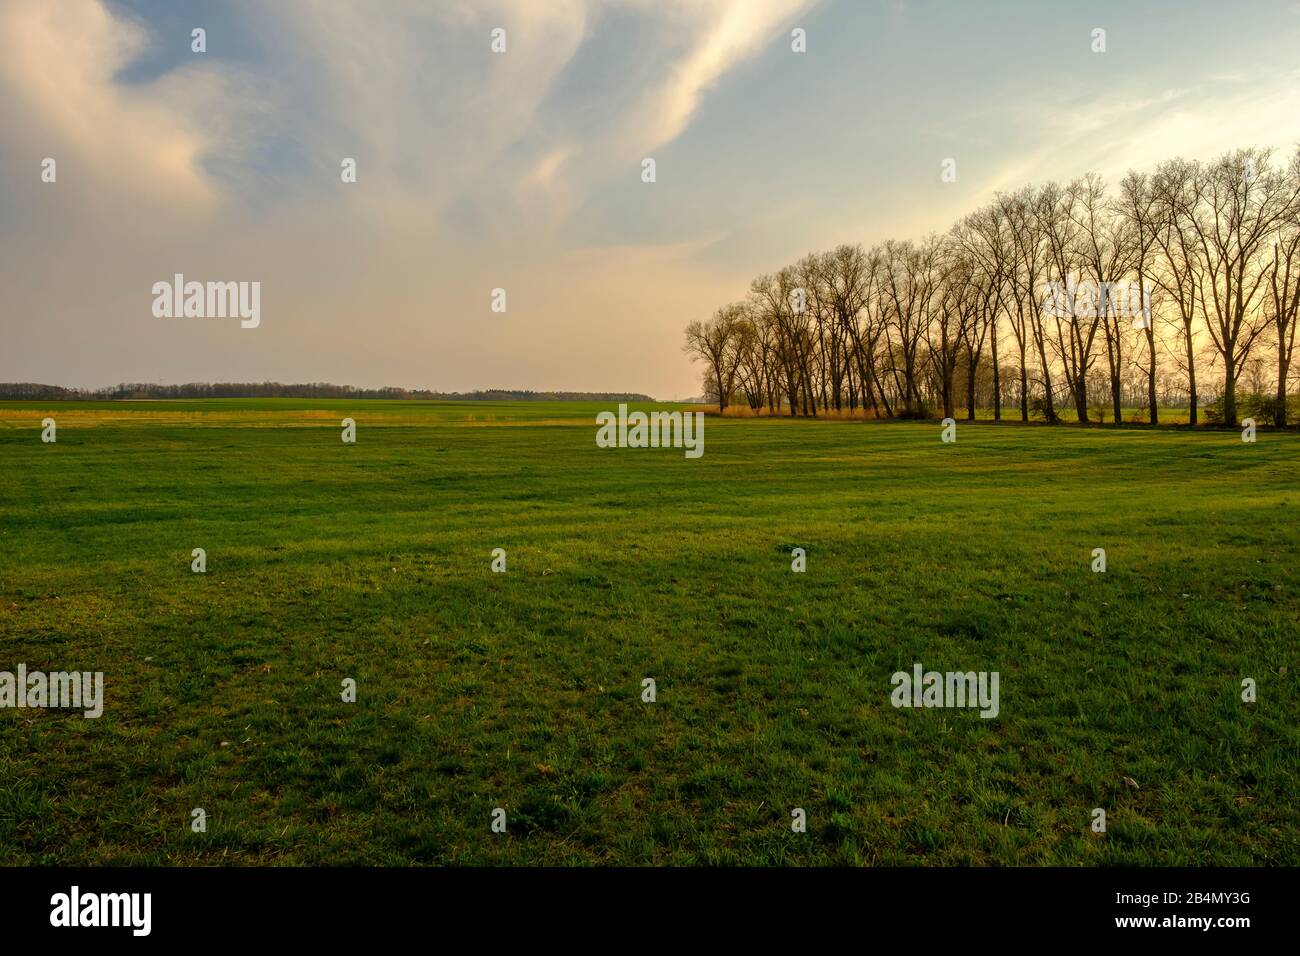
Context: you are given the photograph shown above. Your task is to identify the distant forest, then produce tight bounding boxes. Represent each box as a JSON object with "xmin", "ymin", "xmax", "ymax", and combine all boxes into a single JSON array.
[{"xmin": 0, "ymin": 383, "xmax": 655, "ymax": 402}]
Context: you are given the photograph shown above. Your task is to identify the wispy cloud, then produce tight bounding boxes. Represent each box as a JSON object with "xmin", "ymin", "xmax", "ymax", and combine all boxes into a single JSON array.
[
  {"xmin": 975, "ymin": 71, "xmax": 1300, "ymax": 199},
  {"xmin": 1, "ymin": 0, "xmax": 1297, "ymax": 398},
  {"xmin": 0, "ymin": 0, "xmax": 258, "ymax": 217}
]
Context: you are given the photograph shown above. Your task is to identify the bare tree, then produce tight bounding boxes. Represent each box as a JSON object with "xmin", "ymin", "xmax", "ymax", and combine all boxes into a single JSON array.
[
  {"xmin": 998, "ymin": 189, "xmax": 1046, "ymax": 421},
  {"xmin": 1185, "ymin": 148, "xmax": 1300, "ymax": 425},
  {"xmin": 1151, "ymin": 159, "xmax": 1207, "ymax": 424},
  {"xmin": 689, "ymin": 144, "xmax": 1300, "ymax": 429},
  {"xmin": 958, "ymin": 203, "xmax": 1013, "ymax": 421},
  {"xmin": 1116, "ymin": 170, "xmax": 1162, "ymax": 423},
  {"xmin": 1039, "ymin": 179, "xmax": 1103, "ymax": 422},
  {"xmin": 1073, "ymin": 173, "xmax": 1135, "ymax": 424},
  {"xmin": 927, "ymin": 245, "xmax": 977, "ymax": 419},
  {"xmin": 1266, "ymin": 150, "xmax": 1300, "ymax": 425},
  {"xmin": 817, "ymin": 244, "xmax": 891, "ymax": 416},
  {"xmin": 882, "ymin": 237, "xmax": 942, "ymax": 416},
  {"xmin": 684, "ymin": 303, "xmax": 744, "ymax": 412}
]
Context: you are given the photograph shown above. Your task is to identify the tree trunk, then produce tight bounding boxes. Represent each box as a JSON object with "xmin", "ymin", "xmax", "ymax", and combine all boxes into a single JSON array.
[
  {"xmin": 991, "ymin": 326, "xmax": 1001, "ymax": 421},
  {"xmin": 1019, "ymin": 346, "xmax": 1029, "ymax": 422},
  {"xmin": 1035, "ymin": 330, "xmax": 1056, "ymax": 423},
  {"xmin": 1223, "ymin": 351, "xmax": 1238, "ymax": 428},
  {"xmin": 1146, "ymin": 326, "xmax": 1158, "ymax": 426},
  {"xmin": 1277, "ymin": 349, "xmax": 1289, "ymax": 428},
  {"xmin": 966, "ymin": 350, "xmax": 978, "ymax": 421}
]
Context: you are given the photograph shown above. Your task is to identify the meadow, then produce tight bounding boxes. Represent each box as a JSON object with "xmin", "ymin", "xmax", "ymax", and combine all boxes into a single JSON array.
[{"xmin": 0, "ymin": 399, "xmax": 1296, "ymax": 865}]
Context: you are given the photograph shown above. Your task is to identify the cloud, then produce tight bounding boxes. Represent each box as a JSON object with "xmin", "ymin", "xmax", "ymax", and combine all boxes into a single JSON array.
[
  {"xmin": 1, "ymin": 0, "xmax": 820, "ymax": 240},
  {"xmin": 976, "ymin": 73, "xmax": 1300, "ymax": 199},
  {"xmin": 631, "ymin": 0, "xmax": 816, "ymax": 150},
  {"xmin": 0, "ymin": 0, "xmax": 804, "ymax": 397},
  {"xmin": 242, "ymin": 0, "xmax": 819, "ymax": 233},
  {"xmin": 0, "ymin": 0, "xmax": 262, "ymax": 219},
  {"xmin": 4, "ymin": 0, "xmax": 1294, "ymax": 400}
]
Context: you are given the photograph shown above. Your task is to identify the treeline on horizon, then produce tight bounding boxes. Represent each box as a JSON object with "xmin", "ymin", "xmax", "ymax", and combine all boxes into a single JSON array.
[
  {"xmin": 0, "ymin": 383, "xmax": 655, "ymax": 403},
  {"xmin": 684, "ymin": 146, "xmax": 1300, "ymax": 428}
]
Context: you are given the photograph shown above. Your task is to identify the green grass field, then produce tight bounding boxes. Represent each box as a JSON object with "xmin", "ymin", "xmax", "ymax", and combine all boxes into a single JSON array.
[{"xmin": 0, "ymin": 399, "xmax": 1296, "ymax": 865}]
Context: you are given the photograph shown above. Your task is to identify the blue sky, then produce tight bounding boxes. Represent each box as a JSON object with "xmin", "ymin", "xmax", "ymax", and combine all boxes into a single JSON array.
[{"xmin": 3, "ymin": 0, "xmax": 1300, "ymax": 397}]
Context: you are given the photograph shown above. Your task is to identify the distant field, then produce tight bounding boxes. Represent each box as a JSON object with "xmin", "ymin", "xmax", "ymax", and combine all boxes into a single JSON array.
[{"xmin": 0, "ymin": 399, "xmax": 1296, "ymax": 865}]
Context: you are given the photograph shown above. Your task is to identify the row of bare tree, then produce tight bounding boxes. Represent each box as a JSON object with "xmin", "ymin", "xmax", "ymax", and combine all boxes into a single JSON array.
[{"xmin": 685, "ymin": 147, "xmax": 1300, "ymax": 427}]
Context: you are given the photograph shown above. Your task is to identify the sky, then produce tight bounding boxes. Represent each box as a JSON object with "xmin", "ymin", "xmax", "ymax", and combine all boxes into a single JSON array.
[{"xmin": 3, "ymin": 0, "xmax": 1300, "ymax": 399}]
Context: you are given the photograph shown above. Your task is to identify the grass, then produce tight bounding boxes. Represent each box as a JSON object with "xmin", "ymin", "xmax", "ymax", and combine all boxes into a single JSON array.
[{"xmin": 0, "ymin": 399, "xmax": 1296, "ymax": 865}]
